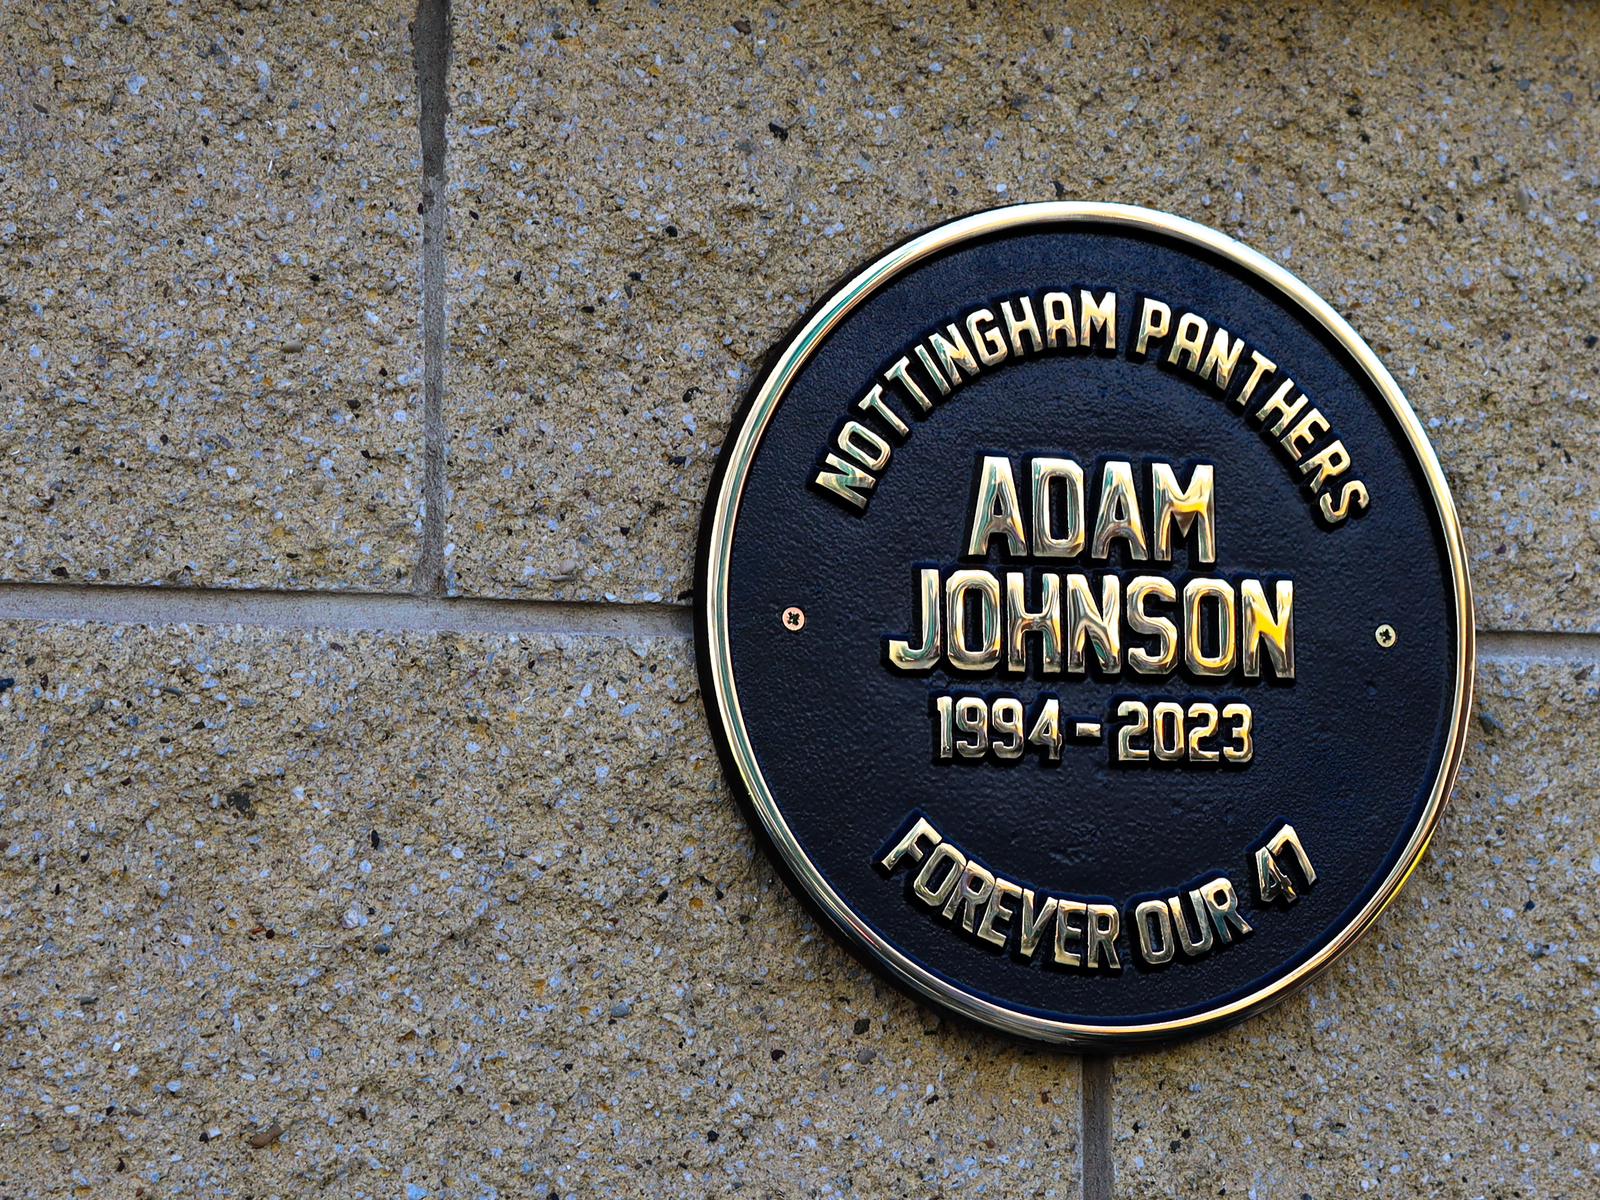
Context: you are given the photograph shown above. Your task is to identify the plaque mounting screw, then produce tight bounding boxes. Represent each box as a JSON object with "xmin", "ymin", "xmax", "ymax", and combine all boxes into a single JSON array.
[
  {"xmin": 1375, "ymin": 624, "xmax": 1397, "ymax": 648},
  {"xmin": 782, "ymin": 606, "xmax": 806, "ymax": 631}
]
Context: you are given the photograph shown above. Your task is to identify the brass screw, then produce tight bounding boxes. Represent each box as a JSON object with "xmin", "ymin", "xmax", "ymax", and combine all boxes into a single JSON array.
[
  {"xmin": 1375, "ymin": 624, "xmax": 1397, "ymax": 648},
  {"xmin": 782, "ymin": 606, "xmax": 806, "ymax": 631}
]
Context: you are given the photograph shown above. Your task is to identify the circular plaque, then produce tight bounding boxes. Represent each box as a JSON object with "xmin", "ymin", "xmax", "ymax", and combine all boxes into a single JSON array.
[{"xmin": 695, "ymin": 203, "xmax": 1473, "ymax": 1046}]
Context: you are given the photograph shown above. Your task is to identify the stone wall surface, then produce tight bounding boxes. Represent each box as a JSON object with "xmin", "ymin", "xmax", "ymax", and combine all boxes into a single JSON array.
[
  {"xmin": 1, "ymin": 2, "xmax": 424, "ymax": 592},
  {"xmin": 0, "ymin": 2, "xmax": 1595, "ymax": 1199},
  {"xmin": 0, "ymin": 621, "xmax": 1081, "ymax": 1199}
]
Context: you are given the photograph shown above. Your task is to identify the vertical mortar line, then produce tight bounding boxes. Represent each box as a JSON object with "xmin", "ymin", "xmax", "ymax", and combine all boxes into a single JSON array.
[
  {"xmin": 1080, "ymin": 1054, "xmax": 1114, "ymax": 1200},
  {"xmin": 414, "ymin": 0, "xmax": 452, "ymax": 596}
]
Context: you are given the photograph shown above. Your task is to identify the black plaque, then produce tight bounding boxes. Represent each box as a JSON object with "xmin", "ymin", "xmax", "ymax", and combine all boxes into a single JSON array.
[{"xmin": 696, "ymin": 204, "xmax": 1472, "ymax": 1045}]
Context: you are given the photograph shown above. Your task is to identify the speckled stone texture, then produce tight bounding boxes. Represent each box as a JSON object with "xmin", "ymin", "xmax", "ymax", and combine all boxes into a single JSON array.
[
  {"xmin": 446, "ymin": 2, "xmax": 1599, "ymax": 628},
  {"xmin": 0, "ymin": 2, "xmax": 423, "ymax": 591},
  {"xmin": 1112, "ymin": 658, "xmax": 1600, "ymax": 1198},
  {"xmin": 0, "ymin": 623, "xmax": 1081, "ymax": 1199}
]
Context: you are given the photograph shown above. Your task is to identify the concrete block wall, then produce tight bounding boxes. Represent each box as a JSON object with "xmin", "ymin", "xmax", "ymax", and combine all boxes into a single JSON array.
[{"xmin": 1, "ymin": 3, "xmax": 1594, "ymax": 1196}]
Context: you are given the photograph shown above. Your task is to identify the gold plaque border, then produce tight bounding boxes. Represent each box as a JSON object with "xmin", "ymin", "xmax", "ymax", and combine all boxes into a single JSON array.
[{"xmin": 697, "ymin": 202, "xmax": 1475, "ymax": 1047}]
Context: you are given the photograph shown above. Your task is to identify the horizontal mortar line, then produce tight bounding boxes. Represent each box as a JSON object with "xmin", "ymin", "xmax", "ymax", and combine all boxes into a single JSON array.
[
  {"xmin": 0, "ymin": 582, "xmax": 693, "ymax": 640},
  {"xmin": 1475, "ymin": 629, "xmax": 1600, "ymax": 663},
  {"xmin": 0, "ymin": 582, "xmax": 1595, "ymax": 660}
]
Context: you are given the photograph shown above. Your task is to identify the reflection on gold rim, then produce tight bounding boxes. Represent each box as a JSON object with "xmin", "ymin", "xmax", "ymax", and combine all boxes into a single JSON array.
[{"xmin": 699, "ymin": 202, "xmax": 1475, "ymax": 1046}]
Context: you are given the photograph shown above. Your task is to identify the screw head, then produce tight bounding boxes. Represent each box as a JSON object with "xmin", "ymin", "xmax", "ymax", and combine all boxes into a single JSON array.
[
  {"xmin": 1375, "ymin": 623, "xmax": 1397, "ymax": 648},
  {"xmin": 782, "ymin": 606, "xmax": 806, "ymax": 631}
]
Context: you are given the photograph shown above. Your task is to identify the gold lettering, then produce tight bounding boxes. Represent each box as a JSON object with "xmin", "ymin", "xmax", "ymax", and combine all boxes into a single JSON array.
[
  {"xmin": 1006, "ymin": 571, "xmax": 1062, "ymax": 673},
  {"xmin": 965, "ymin": 308, "xmax": 1008, "ymax": 366},
  {"xmin": 977, "ymin": 876, "xmax": 1023, "ymax": 947},
  {"xmin": 879, "ymin": 816, "xmax": 940, "ymax": 871},
  {"xmin": 1126, "ymin": 575, "xmax": 1179, "ymax": 674},
  {"xmin": 1170, "ymin": 890, "xmax": 1213, "ymax": 956},
  {"xmin": 941, "ymin": 859, "xmax": 996, "ymax": 933},
  {"xmin": 1091, "ymin": 461, "xmax": 1149, "ymax": 560},
  {"xmin": 1150, "ymin": 462, "xmax": 1216, "ymax": 564},
  {"xmin": 1254, "ymin": 380, "xmax": 1309, "ymax": 436},
  {"xmin": 813, "ymin": 452, "xmax": 876, "ymax": 510},
  {"xmin": 1085, "ymin": 903, "xmax": 1122, "ymax": 971},
  {"xmin": 1240, "ymin": 578, "xmax": 1294, "ymax": 678},
  {"xmin": 1254, "ymin": 823, "xmax": 1317, "ymax": 906},
  {"xmin": 1134, "ymin": 899, "xmax": 1175, "ymax": 966},
  {"xmin": 966, "ymin": 455, "xmax": 1027, "ymax": 557},
  {"xmin": 885, "ymin": 355, "xmax": 933, "ymax": 412},
  {"xmin": 1166, "ymin": 312, "xmax": 1209, "ymax": 373},
  {"xmin": 887, "ymin": 568, "xmax": 943, "ymax": 671},
  {"xmin": 1019, "ymin": 889, "xmax": 1059, "ymax": 959},
  {"xmin": 1282, "ymin": 409, "xmax": 1330, "ymax": 460},
  {"xmin": 1001, "ymin": 296, "xmax": 1043, "ymax": 356},
  {"xmin": 1079, "ymin": 289, "xmax": 1117, "ymax": 350},
  {"xmin": 914, "ymin": 343, "xmax": 952, "ymax": 397},
  {"xmin": 1065, "ymin": 574, "xmax": 1121, "ymax": 673},
  {"xmin": 1318, "ymin": 478, "xmax": 1369, "ymax": 524},
  {"xmin": 837, "ymin": 420, "xmax": 890, "ymax": 470},
  {"xmin": 1198, "ymin": 877, "xmax": 1252, "ymax": 944},
  {"xmin": 1199, "ymin": 326, "xmax": 1246, "ymax": 390},
  {"xmin": 1031, "ymin": 457, "xmax": 1085, "ymax": 558},
  {"xmin": 855, "ymin": 384, "xmax": 909, "ymax": 437},
  {"xmin": 1053, "ymin": 899, "xmax": 1087, "ymax": 968},
  {"xmin": 1301, "ymin": 439, "xmax": 1352, "ymax": 492},
  {"xmin": 1182, "ymin": 577, "xmax": 1237, "ymax": 676},
  {"xmin": 930, "ymin": 324, "xmax": 980, "ymax": 385},
  {"xmin": 1233, "ymin": 350, "xmax": 1277, "ymax": 407},
  {"xmin": 912, "ymin": 841, "xmax": 966, "ymax": 907},
  {"xmin": 946, "ymin": 570, "xmax": 1002, "ymax": 671},
  {"xmin": 1135, "ymin": 297, "xmax": 1171, "ymax": 356},
  {"xmin": 1042, "ymin": 291, "xmax": 1077, "ymax": 348}
]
